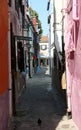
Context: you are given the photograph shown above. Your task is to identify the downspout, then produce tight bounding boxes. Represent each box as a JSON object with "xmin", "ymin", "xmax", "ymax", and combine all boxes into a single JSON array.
[
  {"xmin": 73, "ymin": 0, "xmax": 79, "ymax": 45},
  {"xmin": 8, "ymin": 12, "xmax": 13, "ymax": 117}
]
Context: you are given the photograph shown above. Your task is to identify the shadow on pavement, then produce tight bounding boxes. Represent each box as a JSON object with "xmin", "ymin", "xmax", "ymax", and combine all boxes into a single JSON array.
[{"xmin": 9, "ymin": 66, "xmax": 69, "ymax": 130}]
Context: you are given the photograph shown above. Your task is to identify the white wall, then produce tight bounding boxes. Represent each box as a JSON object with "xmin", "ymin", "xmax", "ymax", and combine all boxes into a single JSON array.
[
  {"xmin": 54, "ymin": 0, "xmax": 63, "ymax": 60},
  {"xmin": 39, "ymin": 42, "xmax": 49, "ymax": 58}
]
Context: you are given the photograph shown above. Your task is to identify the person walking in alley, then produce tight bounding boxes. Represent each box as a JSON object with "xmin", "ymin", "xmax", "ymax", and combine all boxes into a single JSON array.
[
  {"xmin": 36, "ymin": 65, "xmax": 40, "ymax": 74},
  {"xmin": 25, "ymin": 65, "xmax": 29, "ymax": 86}
]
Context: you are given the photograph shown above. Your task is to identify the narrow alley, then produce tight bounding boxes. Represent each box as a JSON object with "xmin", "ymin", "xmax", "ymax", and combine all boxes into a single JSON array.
[{"xmin": 9, "ymin": 67, "xmax": 78, "ymax": 130}]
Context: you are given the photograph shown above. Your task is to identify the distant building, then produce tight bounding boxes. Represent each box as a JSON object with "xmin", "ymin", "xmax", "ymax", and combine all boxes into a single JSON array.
[
  {"xmin": 47, "ymin": 0, "xmax": 65, "ymax": 89},
  {"xmin": 39, "ymin": 36, "xmax": 49, "ymax": 66}
]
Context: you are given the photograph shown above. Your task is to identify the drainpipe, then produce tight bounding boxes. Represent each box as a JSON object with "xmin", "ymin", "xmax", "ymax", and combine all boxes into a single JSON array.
[
  {"xmin": 8, "ymin": 12, "xmax": 13, "ymax": 117},
  {"xmin": 66, "ymin": 61, "xmax": 72, "ymax": 113},
  {"xmin": 12, "ymin": 70, "xmax": 16, "ymax": 116},
  {"xmin": 15, "ymin": 37, "xmax": 18, "ymax": 71}
]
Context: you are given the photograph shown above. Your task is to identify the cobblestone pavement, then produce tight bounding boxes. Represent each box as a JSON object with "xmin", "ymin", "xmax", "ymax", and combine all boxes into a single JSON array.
[{"xmin": 8, "ymin": 66, "xmax": 78, "ymax": 130}]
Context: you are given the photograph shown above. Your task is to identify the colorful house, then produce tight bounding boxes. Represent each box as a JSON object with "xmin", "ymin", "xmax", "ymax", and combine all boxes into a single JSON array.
[
  {"xmin": 39, "ymin": 36, "xmax": 49, "ymax": 66},
  {"xmin": 0, "ymin": 0, "xmax": 9, "ymax": 129},
  {"xmin": 47, "ymin": 0, "xmax": 65, "ymax": 90},
  {"xmin": 65, "ymin": 0, "xmax": 81, "ymax": 129}
]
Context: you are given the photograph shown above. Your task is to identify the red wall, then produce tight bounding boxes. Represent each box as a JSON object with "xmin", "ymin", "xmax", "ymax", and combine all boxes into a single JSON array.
[
  {"xmin": 0, "ymin": 0, "xmax": 9, "ymax": 94},
  {"xmin": 0, "ymin": 1, "xmax": 9, "ymax": 129}
]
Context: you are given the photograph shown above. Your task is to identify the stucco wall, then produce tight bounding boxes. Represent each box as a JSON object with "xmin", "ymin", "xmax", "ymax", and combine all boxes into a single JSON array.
[
  {"xmin": 71, "ymin": 0, "xmax": 81, "ymax": 128},
  {"xmin": 0, "ymin": 91, "xmax": 9, "ymax": 130},
  {"xmin": 0, "ymin": 1, "xmax": 9, "ymax": 129},
  {"xmin": 65, "ymin": 0, "xmax": 81, "ymax": 129}
]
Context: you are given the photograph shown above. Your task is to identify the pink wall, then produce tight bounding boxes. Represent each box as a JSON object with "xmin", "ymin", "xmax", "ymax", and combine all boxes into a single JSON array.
[
  {"xmin": 65, "ymin": 0, "xmax": 81, "ymax": 129},
  {"xmin": 72, "ymin": 0, "xmax": 81, "ymax": 128}
]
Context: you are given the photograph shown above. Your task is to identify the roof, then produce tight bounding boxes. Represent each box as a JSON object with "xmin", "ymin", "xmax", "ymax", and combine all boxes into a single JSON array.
[{"xmin": 40, "ymin": 36, "xmax": 48, "ymax": 43}]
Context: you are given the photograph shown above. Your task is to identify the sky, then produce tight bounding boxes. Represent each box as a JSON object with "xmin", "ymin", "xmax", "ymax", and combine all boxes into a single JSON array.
[{"xmin": 29, "ymin": 0, "xmax": 48, "ymax": 36}]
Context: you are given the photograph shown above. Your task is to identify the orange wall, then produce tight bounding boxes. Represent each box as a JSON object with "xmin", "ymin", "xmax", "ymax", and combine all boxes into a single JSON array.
[{"xmin": 0, "ymin": 0, "xmax": 8, "ymax": 94}]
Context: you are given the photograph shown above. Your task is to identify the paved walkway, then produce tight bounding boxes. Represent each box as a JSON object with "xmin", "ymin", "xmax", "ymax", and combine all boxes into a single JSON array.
[{"xmin": 8, "ymin": 66, "xmax": 78, "ymax": 130}]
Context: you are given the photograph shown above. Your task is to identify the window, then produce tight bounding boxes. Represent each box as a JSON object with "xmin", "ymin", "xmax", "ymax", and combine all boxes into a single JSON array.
[
  {"xmin": 40, "ymin": 45, "xmax": 47, "ymax": 50},
  {"xmin": 8, "ymin": 0, "xmax": 11, "ymax": 6}
]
